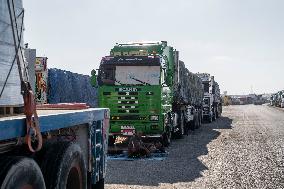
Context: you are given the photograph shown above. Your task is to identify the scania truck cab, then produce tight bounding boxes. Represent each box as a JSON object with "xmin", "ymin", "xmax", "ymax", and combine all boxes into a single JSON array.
[{"xmin": 93, "ymin": 42, "xmax": 175, "ymax": 149}]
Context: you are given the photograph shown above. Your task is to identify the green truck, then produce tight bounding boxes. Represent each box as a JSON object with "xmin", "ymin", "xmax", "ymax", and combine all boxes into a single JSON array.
[{"xmin": 92, "ymin": 41, "xmax": 204, "ymax": 149}]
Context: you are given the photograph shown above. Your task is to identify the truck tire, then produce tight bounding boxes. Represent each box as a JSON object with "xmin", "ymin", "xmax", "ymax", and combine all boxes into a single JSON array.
[
  {"xmin": 41, "ymin": 142, "xmax": 87, "ymax": 189},
  {"xmin": 188, "ymin": 120, "xmax": 195, "ymax": 131},
  {"xmin": 162, "ymin": 129, "xmax": 171, "ymax": 147},
  {"xmin": 174, "ymin": 113, "xmax": 185, "ymax": 139},
  {"xmin": 199, "ymin": 114, "xmax": 202, "ymax": 128},
  {"xmin": 92, "ymin": 178, "xmax": 104, "ymax": 189},
  {"xmin": 212, "ymin": 109, "xmax": 216, "ymax": 121},
  {"xmin": 174, "ymin": 129, "xmax": 183, "ymax": 139},
  {"xmin": 208, "ymin": 115, "xmax": 213, "ymax": 123},
  {"xmin": 175, "ymin": 116, "xmax": 185, "ymax": 139},
  {"xmin": 0, "ymin": 156, "xmax": 46, "ymax": 189},
  {"xmin": 195, "ymin": 116, "xmax": 200, "ymax": 129},
  {"xmin": 162, "ymin": 114, "xmax": 172, "ymax": 147}
]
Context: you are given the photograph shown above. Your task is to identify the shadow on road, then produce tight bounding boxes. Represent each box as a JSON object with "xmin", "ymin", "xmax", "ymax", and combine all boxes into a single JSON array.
[{"xmin": 106, "ymin": 116, "xmax": 233, "ymax": 186}]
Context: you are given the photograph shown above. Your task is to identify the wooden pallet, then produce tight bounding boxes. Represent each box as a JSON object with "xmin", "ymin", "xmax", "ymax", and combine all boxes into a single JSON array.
[{"xmin": 0, "ymin": 105, "xmax": 24, "ymax": 117}]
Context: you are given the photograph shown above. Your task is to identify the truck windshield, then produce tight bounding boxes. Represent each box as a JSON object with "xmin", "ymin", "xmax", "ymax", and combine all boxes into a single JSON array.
[
  {"xmin": 98, "ymin": 56, "xmax": 161, "ymax": 86},
  {"xmin": 98, "ymin": 66, "xmax": 160, "ymax": 86},
  {"xmin": 116, "ymin": 66, "xmax": 160, "ymax": 85}
]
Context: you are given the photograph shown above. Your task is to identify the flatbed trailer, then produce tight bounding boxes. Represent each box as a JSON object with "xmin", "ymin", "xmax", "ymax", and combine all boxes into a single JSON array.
[{"xmin": 0, "ymin": 108, "xmax": 109, "ymax": 189}]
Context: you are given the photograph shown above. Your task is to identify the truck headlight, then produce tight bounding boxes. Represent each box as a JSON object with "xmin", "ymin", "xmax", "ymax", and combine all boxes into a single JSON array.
[{"xmin": 149, "ymin": 115, "xmax": 159, "ymax": 121}]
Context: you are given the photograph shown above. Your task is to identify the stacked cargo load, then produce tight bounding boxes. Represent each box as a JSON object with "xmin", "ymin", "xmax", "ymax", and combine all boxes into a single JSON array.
[
  {"xmin": 0, "ymin": 0, "xmax": 27, "ymax": 106},
  {"xmin": 172, "ymin": 59, "xmax": 204, "ymax": 134},
  {"xmin": 188, "ymin": 71, "xmax": 204, "ymax": 107},
  {"xmin": 173, "ymin": 57, "xmax": 203, "ymax": 105},
  {"xmin": 48, "ymin": 68, "xmax": 97, "ymax": 107},
  {"xmin": 173, "ymin": 58, "xmax": 188, "ymax": 104},
  {"xmin": 173, "ymin": 59, "xmax": 203, "ymax": 108}
]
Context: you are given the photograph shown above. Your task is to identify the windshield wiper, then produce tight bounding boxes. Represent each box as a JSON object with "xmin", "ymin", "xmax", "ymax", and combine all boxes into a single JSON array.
[
  {"xmin": 114, "ymin": 79, "xmax": 123, "ymax": 85},
  {"xmin": 129, "ymin": 76, "xmax": 150, "ymax": 85}
]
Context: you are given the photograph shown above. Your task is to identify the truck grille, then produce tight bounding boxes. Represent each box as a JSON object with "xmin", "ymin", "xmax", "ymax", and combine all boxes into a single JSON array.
[
  {"xmin": 116, "ymin": 88, "xmax": 141, "ymax": 113},
  {"xmin": 118, "ymin": 106, "xmax": 138, "ymax": 109}
]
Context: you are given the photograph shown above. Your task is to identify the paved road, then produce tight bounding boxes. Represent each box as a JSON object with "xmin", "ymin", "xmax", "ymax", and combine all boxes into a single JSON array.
[{"xmin": 105, "ymin": 105, "xmax": 284, "ymax": 189}]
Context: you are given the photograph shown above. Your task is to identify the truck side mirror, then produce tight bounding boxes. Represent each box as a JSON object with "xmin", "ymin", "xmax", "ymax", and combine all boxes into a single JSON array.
[
  {"xmin": 91, "ymin": 69, "xmax": 96, "ymax": 76},
  {"xmin": 91, "ymin": 69, "xmax": 98, "ymax": 87}
]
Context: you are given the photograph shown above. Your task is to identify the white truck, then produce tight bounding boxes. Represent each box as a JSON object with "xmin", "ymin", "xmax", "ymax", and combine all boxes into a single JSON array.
[{"xmin": 196, "ymin": 73, "xmax": 222, "ymax": 122}]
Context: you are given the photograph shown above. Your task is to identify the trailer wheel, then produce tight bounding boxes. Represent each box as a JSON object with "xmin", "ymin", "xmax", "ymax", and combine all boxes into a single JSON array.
[
  {"xmin": 0, "ymin": 157, "xmax": 46, "ymax": 189},
  {"xmin": 188, "ymin": 120, "xmax": 195, "ymax": 131},
  {"xmin": 174, "ymin": 113, "xmax": 185, "ymax": 139},
  {"xmin": 162, "ymin": 129, "xmax": 171, "ymax": 147},
  {"xmin": 162, "ymin": 113, "xmax": 172, "ymax": 146},
  {"xmin": 197, "ymin": 114, "xmax": 201, "ymax": 128},
  {"xmin": 93, "ymin": 178, "xmax": 105, "ymax": 189},
  {"xmin": 41, "ymin": 142, "xmax": 86, "ymax": 189},
  {"xmin": 212, "ymin": 109, "xmax": 216, "ymax": 121},
  {"xmin": 208, "ymin": 115, "xmax": 213, "ymax": 123},
  {"xmin": 195, "ymin": 116, "xmax": 200, "ymax": 129}
]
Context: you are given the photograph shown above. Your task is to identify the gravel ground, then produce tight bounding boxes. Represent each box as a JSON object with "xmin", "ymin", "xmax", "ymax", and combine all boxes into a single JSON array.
[{"xmin": 105, "ymin": 105, "xmax": 284, "ymax": 189}]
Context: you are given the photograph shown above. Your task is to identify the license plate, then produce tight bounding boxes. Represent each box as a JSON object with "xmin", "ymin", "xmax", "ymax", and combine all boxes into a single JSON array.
[{"xmin": 121, "ymin": 126, "xmax": 135, "ymax": 136}]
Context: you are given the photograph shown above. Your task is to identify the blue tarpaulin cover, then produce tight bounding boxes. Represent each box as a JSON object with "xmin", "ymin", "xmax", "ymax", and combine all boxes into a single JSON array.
[{"xmin": 47, "ymin": 68, "xmax": 97, "ymax": 107}]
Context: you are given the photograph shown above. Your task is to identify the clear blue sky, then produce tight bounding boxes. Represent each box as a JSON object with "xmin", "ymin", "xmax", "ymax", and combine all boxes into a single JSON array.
[{"xmin": 23, "ymin": 0, "xmax": 284, "ymax": 95}]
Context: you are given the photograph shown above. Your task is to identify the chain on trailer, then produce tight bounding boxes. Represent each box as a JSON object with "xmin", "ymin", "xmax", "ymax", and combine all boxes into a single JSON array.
[{"xmin": 6, "ymin": 0, "xmax": 42, "ymax": 152}]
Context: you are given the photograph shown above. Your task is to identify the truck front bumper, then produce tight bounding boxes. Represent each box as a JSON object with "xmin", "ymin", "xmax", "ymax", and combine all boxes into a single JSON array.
[{"xmin": 108, "ymin": 134, "xmax": 163, "ymax": 153}]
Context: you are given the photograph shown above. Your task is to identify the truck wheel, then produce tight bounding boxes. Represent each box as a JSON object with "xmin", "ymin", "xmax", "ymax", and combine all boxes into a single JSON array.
[
  {"xmin": 92, "ymin": 178, "xmax": 104, "ymax": 189},
  {"xmin": 162, "ymin": 129, "xmax": 171, "ymax": 147},
  {"xmin": 41, "ymin": 142, "xmax": 87, "ymax": 189},
  {"xmin": 193, "ymin": 117, "xmax": 199, "ymax": 129},
  {"xmin": 174, "ymin": 113, "xmax": 185, "ymax": 139},
  {"xmin": 199, "ymin": 114, "xmax": 202, "ymax": 127},
  {"xmin": 212, "ymin": 110, "xmax": 216, "ymax": 121},
  {"xmin": 0, "ymin": 157, "xmax": 46, "ymax": 189},
  {"xmin": 208, "ymin": 115, "xmax": 213, "ymax": 123},
  {"xmin": 175, "ymin": 120, "xmax": 185, "ymax": 139},
  {"xmin": 188, "ymin": 120, "xmax": 195, "ymax": 131},
  {"xmin": 162, "ymin": 114, "xmax": 172, "ymax": 147}
]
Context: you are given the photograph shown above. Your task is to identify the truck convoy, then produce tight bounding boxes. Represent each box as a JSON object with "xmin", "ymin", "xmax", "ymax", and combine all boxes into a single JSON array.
[
  {"xmin": 270, "ymin": 90, "xmax": 284, "ymax": 108},
  {"xmin": 196, "ymin": 73, "xmax": 222, "ymax": 122},
  {"xmin": 0, "ymin": 0, "xmax": 109, "ymax": 188},
  {"xmin": 92, "ymin": 41, "xmax": 204, "ymax": 150}
]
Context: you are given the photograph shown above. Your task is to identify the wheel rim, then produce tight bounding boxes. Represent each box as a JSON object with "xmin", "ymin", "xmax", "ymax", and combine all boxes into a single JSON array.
[{"xmin": 66, "ymin": 161, "xmax": 83, "ymax": 189}]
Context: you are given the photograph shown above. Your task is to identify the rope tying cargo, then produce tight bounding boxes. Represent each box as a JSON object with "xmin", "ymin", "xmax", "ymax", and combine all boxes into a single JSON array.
[
  {"xmin": 23, "ymin": 84, "xmax": 43, "ymax": 152},
  {"xmin": 6, "ymin": 0, "xmax": 43, "ymax": 152}
]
